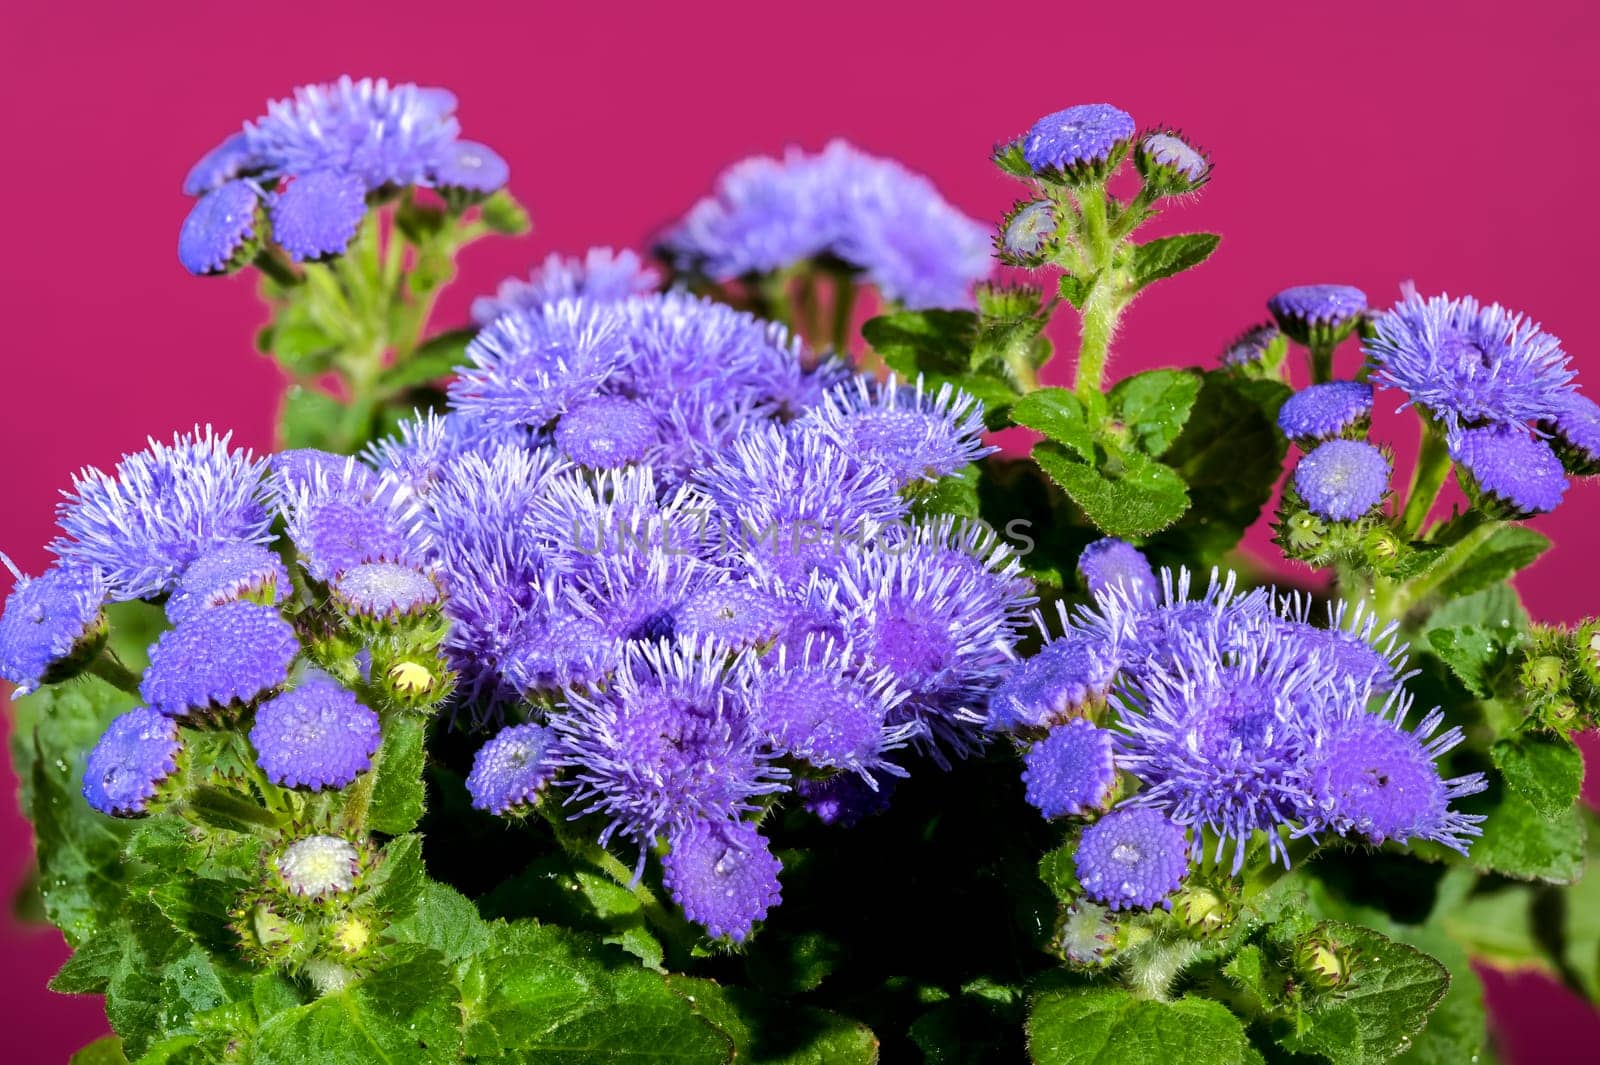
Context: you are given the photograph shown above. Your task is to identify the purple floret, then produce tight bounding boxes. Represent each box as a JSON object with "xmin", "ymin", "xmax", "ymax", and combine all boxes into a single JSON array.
[
  {"xmin": 140, "ymin": 601, "xmax": 299, "ymax": 716},
  {"xmin": 82, "ymin": 707, "xmax": 181, "ymax": 816},
  {"xmin": 1020, "ymin": 104, "xmax": 1136, "ymax": 175},
  {"xmin": 250, "ymin": 674, "xmax": 381, "ymax": 790},
  {"xmin": 1023, "ymin": 718, "xmax": 1116, "ymax": 819},
  {"xmin": 1277, "ymin": 381, "xmax": 1373, "ymax": 444},
  {"xmin": 1450, "ymin": 424, "xmax": 1568, "ymax": 517},
  {"xmin": 661, "ymin": 819, "xmax": 782, "ymax": 943},
  {"xmin": 466, "ymin": 722, "xmax": 557, "ymax": 814},
  {"xmin": 1074, "ymin": 806, "xmax": 1190, "ymax": 911},
  {"xmin": 1294, "ymin": 440, "xmax": 1389, "ymax": 521}
]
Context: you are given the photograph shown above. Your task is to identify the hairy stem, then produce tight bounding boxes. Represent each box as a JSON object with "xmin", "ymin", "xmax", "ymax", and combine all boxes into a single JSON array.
[
  {"xmin": 87, "ymin": 652, "xmax": 141, "ymax": 696},
  {"xmin": 1070, "ymin": 184, "xmax": 1124, "ymax": 400},
  {"xmin": 1397, "ymin": 420, "xmax": 1454, "ymax": 540}
]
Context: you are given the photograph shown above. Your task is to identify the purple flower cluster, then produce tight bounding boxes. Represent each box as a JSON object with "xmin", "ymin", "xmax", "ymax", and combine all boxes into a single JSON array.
[
  {"xmin": 180, "ymin": 76, "xmax": 508, "ymax": 273},
  {"xmin": 989, "ymin": 541, "xmax": 1484, "ymax": 911},
  {"xmin": 7, "ymin": 425, "xmax": 441, "ymax": 816},
  {"xmin": 1366, "ymin": 284, "xmax": 1599, "ymax": 516},
  {"xmin": 430, "ymin": 284, "xmax": 1027, "ymax": 939},
  {"xmin": 659, "ymin": 141, "xmax": 993, "ymax": 309}
]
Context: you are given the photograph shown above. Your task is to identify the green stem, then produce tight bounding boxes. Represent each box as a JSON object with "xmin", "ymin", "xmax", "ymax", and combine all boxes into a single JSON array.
[
  {"xmin": 830, "ymin": 273, "xmax": 858, "ymax": 355},
  {"xmin": 540, "ymin": 808, "xmax": 699, "ymax": 955},
  {"xmin": 1376, "ymin": 517, "xmax": 1503, "ymax": 621},
  {"xmin": 253, "ymin": 247, "xmax": 302, "ymax": 289},
  {"xmin": 1308, "ymin": 341, "xmax": 1336, "ymax": 384},
  {"xmin": 758, "ymin": 270, "xmax": 795, "ymax": 332},
  {"xmin": 87, "ymin": 652, "xmax": 140, "ymax": 695},
  {"xmin": 1070, "ymin": 185, "xmax": 1123, "ymax": 401},
  {"xmin": 1397, "ymin": 421, "xmax": 1453, "ymax": 540},
  {"xmin": 1075, "ymin": 280, "xmax": 1120, "ymax": 400},
  {"xmin": 186, "ymin": 784, "xmax": 286, "ymax": 834}
]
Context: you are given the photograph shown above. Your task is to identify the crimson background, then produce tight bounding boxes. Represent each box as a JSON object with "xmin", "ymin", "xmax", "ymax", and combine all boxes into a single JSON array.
[{"xmin": 3, "ymin": 0, "xmax": 1599, "ymax": 1059}]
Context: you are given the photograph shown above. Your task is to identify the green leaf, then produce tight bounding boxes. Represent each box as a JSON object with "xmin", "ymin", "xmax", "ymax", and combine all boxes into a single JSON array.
[
  {"xmin": 909, "ymin": 465, "xmax": 982, "ymax": 521},
  {"xmin": 278, "ymin": 386, "xmax": 346, "ymax": 451},
  {"xmin": 862, "ymin": 310, "xmax": 978, "ymax": 376},
  {"xmin": 992, "ymin": 140, "xmax": 1034, "ymax": 179},
  {"xmin": 1147, "ymin": 373, "xmax": 1288, "ymax": 564},
  {"xmin": 1126, "ymin": 234, "xmax": 1221, "ymax": 291},
  {"xmin": 1011, "ymin": 389, "xmax": 1095, "ymax": 461},
  {"xmin": 1425, "ymin": 625, "xmax": 1517, "ymax": 697},
  {"xmin": 459, "ymin": 923, "xmax": 732, "ymax": 1062},
  {"xmin": 1058, "ymin": 275, "xmax": 1090, "ymax": 310},
  {"xmin": 1433, "ymin": 524, "xmax": 1551, "ymax": 601},
  {"xmin": 366, "ymin": 714, "xmax": 427, "ymax": 835},
  {"xmin": 380, "ymin": 327, "xmax": 475, "ymax": 393},
  {"xmin": 1031, "ymin": 443, "xmax": 1190, "ymax": 539},
  {"xmin": 1492, "ymin": 734, "xmax": 1585, "ymax": 818},
  {"xmin": 1279, "ymin": 922, "xmax": 1450, "ymax": 1065},
  {"xmin": 1471, "ymin": 786, "xmax": 1586, "ymax": 883},
  {"xmin": 1109, "ymin": 369, "xmax": 1203, "ymax": 456},
  {"xmin": 668, "ymin": 975, "xmax": 879, "ymax": 1064},
  {"xmin": 480, "ymin": 189, "xmax": 533, "ymax": 236},
  {"xmin": 1026, "ymin": 986, "xmax": 1250, "ymax": 1065},
  {"xmin": 395, "ymin": 197, "xmax": 450, "ymax": 244},
  {"xmin": 1425, "ymin": 581, "xmax": 1530, "ymax": 634},
  {"xmin": 1438, "ymin": 881, "xmax": 1547, "ymax": 972},
  {"xmin": 257, "ymin": 301, "xmax": 342, "ymax": 377},
  {"xmin": 385, "ymin": 880, "xmax": 492, "ymax": 963},
  {"xmin": 69, "ymin": 1037, "xmax": 127, "ymax": 1064},
  {"xmin": 256, "ymin": 947, "xmax": 463, "ymax": 1065},
  {"xmin": 367, "ymin": 834, "xmax": 428, "ymax": 916}
]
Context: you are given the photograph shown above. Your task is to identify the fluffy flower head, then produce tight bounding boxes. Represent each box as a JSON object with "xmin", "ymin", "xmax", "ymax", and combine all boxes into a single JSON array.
[
  {"xmin": 82, "ymin": 707, "xmax": 181, "ymax": 816},
  {"xmin": 250, "ymin": 675, "xmax": 381, "ymax": 790}
]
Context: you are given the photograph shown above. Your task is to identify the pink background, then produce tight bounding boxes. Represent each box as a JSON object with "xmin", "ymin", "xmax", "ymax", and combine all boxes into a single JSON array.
[{"xmin": 3, "ymin": 0, "xmax": 1598, "ymax": 1058}]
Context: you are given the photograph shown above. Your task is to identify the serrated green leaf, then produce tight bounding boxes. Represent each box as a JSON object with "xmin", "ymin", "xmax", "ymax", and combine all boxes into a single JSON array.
[
  {"xmin": 256, "ymin": 947, "xmax": 463, "ymax": 1065},
  {"xmin": 1438, "ymin": 882, "xmax": 1547, "ymax": 972},
  {"xmin": 1279, "ymin": 922, "xmax": 1450, "ymax": 1065},
  {"xmin": 862, "ymin": 310, "xmax": 977, "ymax": 376},
  {"xmin": 1058, "ymin": 275, "xmax": 1090, "ymax": 310},
  {"xmin": 1432, "ymin": 525, "xmax": 1551, "ymax": 602},
  {"xmin": 380, "ymin": 327, "xmax": 475, "ymax": 393},
  {"xmin": 908, "ymin": 465, "xmax": 982, "ymax": 521},
  {"xmin": 1492, "ymin": 734, "xmax": 1585, "ymax": 819},
  {"xmin": 668, "ymin": 975, "xmax": 878, "ymax": 1064},
  {"xmin": 69, "ymin": 1037, "xmax": 127, "ymax": 1064},
  {"xmin": 366, "ymin": 715, "xmax": 427, "ymax": 835},
  {"xmin": 1026, "ymin": 986, "xmax": 1250, "ymax": 1065},
  {"xmin": 1146, "ymin": 373, "xmax": 1288, "ymax": 564},
  {"xmin": 1425, "ymin": 581, "xmax": 1530, "ymax": 634},
  {"xmin": 1011, "ymin": 389, "xmax": 1095, "ymax": 461},
  {"xmin": 1471, "ymin": 786, "xmax": 1586, "ymax": 883},
  {"xmin": 1126, "ymin": 233, "xmax": 1221, "ymax": 290},
  {"xmin": 1031, "ymin": 443, "xmax": 1190, "ymax": 539},
  {"xmin": 385, "ymin": 880, "xmax": 491, "ymax": 963},
  {"xmin": 367, "ymin": 834, "xmax": 427, "ymax": 917},
  {"xmin": 277, "ymin": 386, "xmax": 345, "ymax": 451},
  {"xmin": 1109, "ymin": 369, "xmax": 1203, "ymax": 456},
  {"xmin": 744, "ymin": 929, "xmax": 845, "ymax": 996},
  {"xmin": 459, "ymin": 923, "xmax": 731, "ymax": 1062},
  {"xmin": 1425, "ymin": 625, "xmax": 1514, "ymax": 697}
]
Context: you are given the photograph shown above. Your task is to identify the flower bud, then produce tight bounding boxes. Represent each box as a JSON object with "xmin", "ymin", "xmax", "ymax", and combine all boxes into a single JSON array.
[
  {"xmin": 1055, "ymin": 901, "xmax": 1117, "ymax": 967},
  {"xmin": 273, "ymin": 834, "xmax": 367, "ymax": 903},
  {"xmin": 1294, "ymin": 932, "xmax": 1356, "ymax": 991}
]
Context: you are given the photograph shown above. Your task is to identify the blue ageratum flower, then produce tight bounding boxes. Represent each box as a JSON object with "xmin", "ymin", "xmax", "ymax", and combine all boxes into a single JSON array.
[
  {"xmin": 1294, "ymin": 440, "xmax": 1390, "ymax": 521},
  {"xmin": 52, "ymin": 428, "xmax": 273, "ymax": 601},
  {"xmin": 802, "ymin": 376, "xmax": 993, "ymax": 488},
  {"xmin": 250, "ymin": 674, "xmax": 381, "ymax": 790},
  {"xmin": 1297, "ymin": 692, "xmax": 1485, "ymax": 853},
  {"xmin": 1022, "ymin": 718, "xmax": 1116, "ymax": 819},
  {"xmin": 362, "ymin": 411, "xmax": 525, "ymax": 497},
  {"xmin": 1267, "ymin": 284, "xmax": 1368, "ymax": 348},
  {"xmin": 1073, "ymin": 806, "xmax": 1190, "ymax": 911},
  {"xmin": 467, "ymin": 722, "xmax": 558, "ymax": 815},
  {"xmin": 551, "ymin": 637, "xmax": 787, "ymax": 873},
  {"xmin": 280, "ymin": 462, "xmax": 421, "ymax": 583},
  {"xmin": 180, "ymin": 77, "xmax": 509, "ymax": 272},
  {"xmin": 472, "ymin": 248, "xmax": 660, "ymax": 325},
  {"xmin": 1018, "ymin": 104, "xmax": 1136, "ymax": 181},
  {"xmin": 1450, "ymin": 424, "xmax": 1568, "ymax": 517},
  {"xmin": 165, "ymin": 542, "xmax": 289, "ymax": 626},
  {"xmin": 1274, "ymin": 597, "xmax": 1406, "ymax": 693},
  {"xmin": 1076, "ymin": 538, "xmax": 1157, "ymax": 606},
  {"xmin": 530, "ymin": 465, "xmax": 714, "ymax": 579},
  {"xmin": 82, "ymin": 707, "xmax": 181, "ymax": 816},
  {"xmin": 661, "ymin": 819, "xmax": 782, "ymax": 943},
  {"xmin": 1542, "ymin": 391, "xmax": 1600, "ymax": 475},
  {"xmin": 660, "ymin": 140, "xmax": 992, "ymax": 309},
  {"xmin": 699, "ymin": 425, "xmax": 906, "ymax": 583},
  {"xmin": 0, "ymin": 560, "xmax": 107, "ymax": 694},
  {"xmin": 674, "ymin": 579, "xmax": 792, "ymax": 648},
  {"xmin": 1277, "ymin": 381, "xmax": 1373, "ymax": 444},
  {"xmin": 1111, "ymin": 623, "xmax": 1331, "ymax": 871},
  {"xmin": 1365, "ymin": 286, "xmax": 1574, "ymax": 432},
  {"xmin": 449, "ymin": 299, "xmax": 633, "ymax": 431},
  {"xmin": 332, "ymin": 561, "xmax": 441, "ymax": 621},
  {"xmin": 834, "ymin": 533, "xmax": 1032, "ymax": 760},
  {"xmin": 553, "ymin": 396, "xmax": 662, "ymax": 469},
  {"xmin": 986, "ymin": 630, "xmax": 1118, "ymax": 733},
  {"xmin": 744, "ymin": 638, "xmax": 915, "ymax": 778},
  {"xmin": 177, "ymin": 179, "xmax": 262, "ymax": 275},
  {"xmin": 141, "ymin": 601, "xmax": 299, "ymax": 716},
  {"xmin": 1135, "ymin": 131, "xmax": 1211, "ymax": 190},
  {"xmin": 1220, "ymin": 324, "xmax": 1279, "ymax": 369}
]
